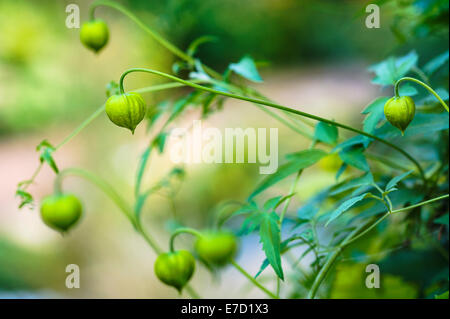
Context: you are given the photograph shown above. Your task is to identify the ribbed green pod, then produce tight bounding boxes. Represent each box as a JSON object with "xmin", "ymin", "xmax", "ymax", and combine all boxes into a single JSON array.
[
  {"xmin": 105, "ymin": 92, "xmax": 146, "ymax": 133},
  {"xmin": 154, "ymin": 250, "xmax": 196, "ymax": 292},
  {"xmin": 80, "ymin": 20, "xmax": 109, "ymax": 53},
  {"xmin": 384, "ymin": 96, "xmax": 416, "ymax": 135}
]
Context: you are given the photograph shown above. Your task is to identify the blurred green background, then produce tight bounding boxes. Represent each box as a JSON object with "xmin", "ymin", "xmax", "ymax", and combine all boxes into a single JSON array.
[{"xmin": 0, "ymin": 0, "xmax": 448, "ymax": 298}]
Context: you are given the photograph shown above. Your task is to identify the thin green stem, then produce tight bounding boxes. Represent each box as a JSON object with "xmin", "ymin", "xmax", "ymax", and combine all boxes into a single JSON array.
[
  {"xmin": 307, "ymin": 193, "xmax": 449, "ymax": 298},
  {"xmin": 279, "ymin": 141, "xmax": 317, "ymax": 225},
  {"xmin": 307, "ymin": 219, "xmax": 372, "ymax": 299},
  {"xmin": 90, "ymin": 0, "xmax": 194, "ymax": 66},
  {"xmin": 394, "ymin": 77, "xmax": 449, "ymax": 112},
  {"xmin": 56, "ymin": 168, "xmax": 136, "ymax": 226},
  {"xmin": 391, "ymin": 194, "xmax": 449, "ymax": 214},
  {"xmin": 55, "ymin": 168, "xmax": 202, "ymax": 297},
  {"xmin": 342, "ymin": 194, "xmax": 449, "ymax": 247},
  {"xmin": 20, "ymin": 81, "xmax": 194, "ymax": 194},
  {"xmin": 119, "ymin": 68, "xmax": 426, "ymax": 181},
  {"xmin": 411, "ymin": 66, "xmax": 430, "ymax": 84},
  {"xmin": 342, "ymin": 212, "xmax": 390, "ymax": 247},
  {"xmin": 55, "ymin": 105, "xmax": 105, "ymax": 150},
  {"xmin": 230, "ymin": 260, "xmax": 279, "ymax": 299},
  {"xmin": 169, "ymin": 228, "xmax": 203, "ymax": 252}
]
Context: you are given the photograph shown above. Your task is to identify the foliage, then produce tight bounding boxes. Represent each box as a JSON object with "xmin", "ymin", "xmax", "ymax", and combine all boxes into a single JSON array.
[{"xmin": 15, "ymin": 0, "xmax": 449, "ymax": 299}]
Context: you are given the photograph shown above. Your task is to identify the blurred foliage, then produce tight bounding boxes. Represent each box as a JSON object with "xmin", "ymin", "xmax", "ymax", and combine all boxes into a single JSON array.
[{"xmin": 1, "ymin": 0, "xmax": 449, "ymax": 299}]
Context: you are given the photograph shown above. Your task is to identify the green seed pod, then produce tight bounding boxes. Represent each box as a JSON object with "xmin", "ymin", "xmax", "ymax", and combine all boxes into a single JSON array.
[
  {"xmin": 194, "ymin": 231, "xmax": 238, "ymax": 267},
  {"xmin": 384, "ymin": 96, "xmax": 416, "ymax": 135},
  {"xmin": 80, "ymin": 20, "xmax": 109, "ymax": 53},
  {"xmin": 105, "ymin": 92, "xmax": 146, "ymax": 134},
  {"xmin": 40, "ymin": 194, "xmax": 82, "ymax": 233},
  {"xmin": 154, "ymin": 250, "xmax": 196, "ymax": 292}
]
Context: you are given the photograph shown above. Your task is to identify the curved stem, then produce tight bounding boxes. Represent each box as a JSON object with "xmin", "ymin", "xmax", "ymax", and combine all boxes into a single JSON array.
[
  {"xmin": 55, "ymin": 168, "xmax": 136, "ymax": 226},
  {"xmin": 20, "ymin": 81, "xmax": 195, "ymax": 193},
  {"xmin": 90, "ymin": 0, "xmax": 194, "ymax": 66},
  {"xmin": 307, "ymin": 219, "xmax": 372, "ymax": 299},
  {"xmin": 169, "ymin": 228, "xmax": 203, "ymax": 252},
  {"xmin": 307, "ymin": 193, "xmax": 449, "ymax": 299},
  {"xmin": 55, "ymin": 168, "xmax": 203, "ymax": 297},
  {"xmin": 230, "ymin": 260, "xmax": 279, "ymax": 299},
  {"xmin": 119, "ymin": 68, "xmax": 426, "ymax": 181},
  {"xmin": 394, "ymin": 77, "xmax": 449, "ymax": 112}
]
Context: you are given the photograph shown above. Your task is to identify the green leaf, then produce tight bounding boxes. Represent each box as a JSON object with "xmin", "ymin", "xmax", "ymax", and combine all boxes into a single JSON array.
[
  {"xmin": 189, "ymin": 60, "xmax": 212, "ymax": 81},
  {"xmin": 16, "ymin": 189, "xmax": 34, "ymax": 209},
  {"xmin": 424, "ymin": 51, "xmax": 449, "ymax": 75},
  {"xmin": 250, "ymin": 149, "xmax": 326, "ymax": 199},
  {"xmin": 263, "ymin": 196, "xmax": 283, "ymax": 212},
  {"xmin": 333, "ymin": 135, "xmax": 371, "ymax": 152},
  {"xmin": 375, "ymin": 112, "xmax": 449, "ymax": 138},
  {"xmin": 420, "ymin": 88, "xmax": 449, "ymax": 105},
  {"xmin": 369, "ymin": 51, "xmax": 418, "ymax": 86},
  {"xmin": 297, "ymin": 202, "xmax": 319, "ymax": 221},
  {"xmin": 218, "ymin": 203, "xmax": 256, "ymax": 229},
  {"xmin": 326, "ymin": 193, "xmax": 372, "ymax": 226},
  {"xmin": 398, "ymin": 84, "xmax": 418, "ymax": 97},
  {"xmin": 229, "ymin": 55, "xmax": 263, "ymax": 83},
  {"xmin": 362, "ymin": 97, "xmax": 389, "ymax": 134},
  {"xmin": 259, "ymin": 212, "xmax": 283, "ymax": 280},
  {"xmin": 36, "ymin": 140, "xmax": 58, "ymax": 173},
  {"xmin": 314, "ymin": 121, "xmax": 338, "ymax": 144},
  {"xmin": 385, "ymin": 170, "xmax": 413, "ymax": 191},
  {"xmin": 339, "ymin": 147, "xmax": 369, "ymax": 171},
  {"xmin": 255, "ymin": 235, "xmax": 299, "ymax": 278},
  {"xmin": 434, "ymin": 213, "xmax": 449, "ymax": 226},
  {"xmin": 152, "ymin": 132, "xmax": 168, "ymax": 153},
  {"xmin": 330, "ymin": 172, "xmax": 374, "ymax": 195},
  {"xmin": 238, "ymin": 212, "xmax": 263, "ymax": 235}
]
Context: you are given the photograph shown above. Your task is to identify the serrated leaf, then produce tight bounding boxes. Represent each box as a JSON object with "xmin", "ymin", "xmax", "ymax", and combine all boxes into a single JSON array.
[
  {"xmin": 314, "ymin": 121, "xmax": 338, "ymax": 144},
  {"xmin": 326, "ymin": 193, "xmax": 372, "ymax": 226},
  {"xmin": 385, "ymin": 170, "xmax": 413, "ymax": 191},
  {"xmin": 339, "ymin": 147, "xmax": 369, "ymax": 171},
  {"xmin": 369, "ymin": 51, "xmax": 418, "ymax": 86},
  {"xmin": 249, "ymin": 149, "xmax": 326, "ymax": 199},
  {"xmin": 238, "ymin": 212, "xmax": 263, "ymax": 235},
  {"xmin": 229, "ymin": 55, "xmax": 263, "ymax": 83},
  {"xmin": 330, "ymin": 172, "xmax": 374, "ymax": 195},
  {"xmin": 255, "ymin": 235, "xmax": 299, "ymax": 278},
  {"xmin": 259, "ymin": 212, "xmax": 283, "ymax": 280}
]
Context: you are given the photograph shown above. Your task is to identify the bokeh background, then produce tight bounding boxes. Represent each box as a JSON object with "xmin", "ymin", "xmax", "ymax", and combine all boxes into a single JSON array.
[{"xmin": 0, "ymin": 0, "xmax": 448, "ymax": 298}]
